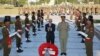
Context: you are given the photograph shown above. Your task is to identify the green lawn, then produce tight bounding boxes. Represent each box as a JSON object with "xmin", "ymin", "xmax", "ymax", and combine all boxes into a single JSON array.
[
  {"xmin": 36, "ymin": 0, "xmax": 100, "ymax": 4},
  {"xmin": 94, "ymin": 20, "xmax": 100, "ymax": 23}
]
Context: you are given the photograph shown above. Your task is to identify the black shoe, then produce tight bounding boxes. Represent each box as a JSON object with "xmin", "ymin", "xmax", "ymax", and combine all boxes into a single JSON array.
[
  {"xmin": 61, "ymin": 53, "xmax": 64, "ymax": 55},
  {"xmin": 78, "ymin": 34, "xmax": 81, "ymax": 36},
  {"xmin": 26, "ymin": 40, "xmax": 31, "ymax": 42},
  {"xmin": 81, "ymin": 39, "xmax": 85, "ymax": 43},
  {"xmin": 63, "ymin": 53, "xmax": 66, "ymax": 55},
  {"xmin": 33, "ymin": 33, "xmax": 37, "ymax": 36},
  {"xmin": 38, "ymin": 29, "xmax": 41, "ymax": 31},
  {"xmin": 41, "ymin": 26, "xmax": 44, "ymax": 28},
  {"xmin": 17, "ymin": 49, "xmax": 23, "ymax": 53},
  {"xmin": 77, "ymin": 29, "xmax": 80, "ymax": 31},
  {"xmin": 21, "ymin": 42, "xmax": 22, "ymax": 44},
  {"xmin": 61, "ymin": 52, "xmax": 66, "ymax": 56}
]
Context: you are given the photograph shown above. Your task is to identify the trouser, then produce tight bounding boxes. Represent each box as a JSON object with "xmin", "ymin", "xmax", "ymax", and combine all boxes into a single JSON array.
[
  {"xmin": 77, "ymin": 25, "xmax": 81, "ymax": 31},
  {"xmin": 46, "ymin": 34, "xmax": 55, "ymax": 44},
  {"xmin": 41, "ymin": 17, "xmax": 44, "ymax": 26},
  {"xmin": 3, "ymin": 47, "xmax": 11, "ymax": 56},
  {"xmin": 25, "ymin": 31, "xmax": 29, "ymax": 40},
  {"xmin": 37, "ymin": 20, "xmax": 41, "ymax": 29},
  {"xmin": 16, "ymin": 37, "xmax": 21, "ymax": 49},
  {"xmin": 85, "ymin": 41, "xmax": 93, "ymax": 56},
  {"xmin": 76, "ymin": 21, "xmax": 81, "ymax": 31},
  {"xmin": 59, "ymin": 37, "xmax": 67, "ymax": 53},
  {"xmin": 32, "ymin": 21, "xmax": 36, "ymax": 33},
  {"xmin": 80, "ymin": 25, "xmax": 85, "ymax": 32},
  {"xmin": 32, "ymin": 25, "xmax": 36, "ymax": 33}
]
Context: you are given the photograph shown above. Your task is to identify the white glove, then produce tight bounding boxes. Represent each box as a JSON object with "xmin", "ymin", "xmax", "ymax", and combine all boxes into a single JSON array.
[
  {"xmin": 25, "ymin": 27, "xmax": 29, "ymax": 31},
  {"xmin": 9, "ymin": 32, "xmax": 17, "ymax": 37},
  {"xmin": 16, "ymin": 33, "xmax": 21, "ymax": 38},
  {"xmin": 78, "ymin": 31, "xmax": 88, "ymax": 38}
]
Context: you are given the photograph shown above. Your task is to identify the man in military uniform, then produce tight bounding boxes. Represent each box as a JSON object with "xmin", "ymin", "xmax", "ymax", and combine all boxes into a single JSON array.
[
  {"xmin": 57, "ymin": 16, "xmax": 69, "ymax": 56},
  {"xmin": 32, "ymin": 11, "xmax": 36, "ymax": 36},
  {"xmin": 85, "ymin": 15, "xmax": 94, "ymax": 56},
  {"xmin": 37, "ymin": 10, "xmax": 41, "ymax": 31},
  {"xmin": 80, "ymin": 13, "xmax": 87, "ymax": 43},
  {"xmin": 75, "ymin": 9, "xmax": 81, "ymax": 31},
  {"xmin": 40, "ymin": 9, "xmax": 44, "ymax": 27},
  {"xmin": 25, "ymin": 14, "xmax": 31, "ymax": 42},
  {"xmin": 15, "ymin": 16, "xmax": 23, "ymax": 53},
  {"xmin": 2, "ymin": 16, "xmax": 11, "ymax": 56}
]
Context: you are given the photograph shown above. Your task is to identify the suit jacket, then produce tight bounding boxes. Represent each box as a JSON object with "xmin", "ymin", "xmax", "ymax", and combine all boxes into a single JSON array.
[{"xmin": 45, "ymin": 23, "xmax": 55, "ymax": 38}]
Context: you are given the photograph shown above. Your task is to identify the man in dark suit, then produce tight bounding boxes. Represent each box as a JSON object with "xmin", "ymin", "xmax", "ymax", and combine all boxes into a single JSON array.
[{"xmin": 45, "ymin": 19, "xmax": 55, "ymax": 44}]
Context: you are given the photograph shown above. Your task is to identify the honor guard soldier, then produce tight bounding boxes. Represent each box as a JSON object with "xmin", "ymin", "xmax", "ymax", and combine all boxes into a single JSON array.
[
  {"xmin": 81, "ymin": 13, "xmax": 87, "ymax": 32},
  {"xmin": 25, "ymin": 13, "xmax": 31, "ymax": 42},
  {"xmin": 80, "ymin": 13, "xmax": 87, "ymax": 43},
  {"xmin": 2, "ymin": 16, "xmax": 21, "ymax": 56},
  {"xmin": 15, "ymin": 16, "xmax": 23, "ymax": 53},
  {"xmin": 75, "ymin": 9, "xmax": 81, "ymax": 31},
  {"xmin": 37, "ymin": 10, "xmax": 41, "ymax": 31},
  {"xmin": 32, "ymin": 11, "xmax": 36, "ymax": 36},
  {"xmin": 41, "ymin": 9, "xmax": 44, "ymax": 27},
  {"xmin": 85, "ymin": 15, "xmax": 94, "ymax": 56},
  {"xmin": 2, "ymin": 16, "xmax": 11, "ymax": 56},
  {"xmin": 45, "ymin": 19, "xmax": 55, "ymax": 44}
]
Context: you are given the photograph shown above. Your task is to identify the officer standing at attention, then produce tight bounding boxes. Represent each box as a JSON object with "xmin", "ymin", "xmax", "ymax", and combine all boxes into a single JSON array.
[
  {"xmin": 40, "ymin": 9, "xmax": 44, "ymax": 27},
  {"xmin": 15, "ymin": 16, "xmax": 23, "ymax": 53},
  {"xmin": 80, "ymin": 13, "xmax": 87, "ymax": 43},
  {"xmin": 85, "ymin": 15, "xmax": 94, "ymax": 56},
  {"xmin": 37, "ymin": 10, "xmax": 41, "ymax": 31},
  {"xmin": 32, "ymin": 11, "xmax": 37, "ymax": 36},
  {"xmin": 2, "ymin": 16, "xmax": 11, "ymax": 56},
  {"xmin": 57, "ymin": 16, "xmax": 69, "ymax": 56},
  {"xmin": 25, "ymin": 14, "xmax": 31, "ymax": 42}
]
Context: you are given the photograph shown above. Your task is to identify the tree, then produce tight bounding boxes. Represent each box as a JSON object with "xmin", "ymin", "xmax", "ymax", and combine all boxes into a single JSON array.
[
  {"xmin": 0, "ymin": 0, "xmax": 11, "ymax": 4},
  {"xmin": 13, "ymin": 0, "xmax": 26, "ymax": 7}
]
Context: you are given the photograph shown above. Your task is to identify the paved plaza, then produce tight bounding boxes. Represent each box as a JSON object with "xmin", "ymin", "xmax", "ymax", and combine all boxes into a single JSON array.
[{"xmin": 0, "ymin": 15, "xmax": 100, "ymax": 56}]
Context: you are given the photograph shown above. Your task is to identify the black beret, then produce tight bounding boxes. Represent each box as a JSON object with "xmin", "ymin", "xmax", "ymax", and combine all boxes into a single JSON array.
[
  {"xmin": 61, "ymin": 16, "xmax": 66, "ymax": 18},
  {"xmin": 88, "ymin": 15, "xmax": 93, "ymax": 19},
  {"xmin": 16, "ymin": 16, "xmax": 20, "ymax": 20},
  {"xmin": 4, "ymin": 16, "xmax": 11, "ymax": 23},
  {"xmin": 83, "ymin": 13, "xmax": 87, "ymax": 15},
  {"xmin": 25, "ymin": 13, "xmax": 28, "ymax": 16},
  {"xmin": 32, "ymin": 11, "xmax": 35, "ymax": 14}
]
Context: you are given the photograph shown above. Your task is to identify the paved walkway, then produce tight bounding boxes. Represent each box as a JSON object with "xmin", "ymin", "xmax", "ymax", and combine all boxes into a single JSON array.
[{"xmin": 0, "ymin": 15, "xmax": 100, "ymax": 56}]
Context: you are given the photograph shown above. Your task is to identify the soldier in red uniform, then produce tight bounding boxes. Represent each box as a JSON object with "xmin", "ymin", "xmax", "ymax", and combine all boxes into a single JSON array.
[{"xmin": 2, "ymin": 16, "xmax": 11, "ymax": 56}]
